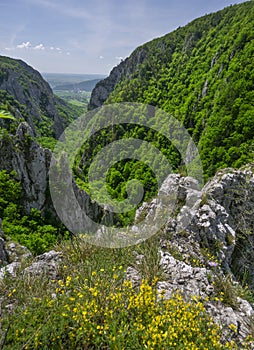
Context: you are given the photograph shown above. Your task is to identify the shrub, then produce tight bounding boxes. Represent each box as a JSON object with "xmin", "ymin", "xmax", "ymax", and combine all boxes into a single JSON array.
[{"xmin": 2, "ymin": 276, "xmax": 241, "ymax": 349}]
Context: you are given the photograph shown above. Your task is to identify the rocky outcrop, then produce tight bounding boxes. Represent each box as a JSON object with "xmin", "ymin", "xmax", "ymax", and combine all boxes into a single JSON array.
[
  {"xmin": 135, "ymin": 166, "xmax": 254, "ymax": 287},
  {"xmin": 129, "ymin": 166, "xmax": 254, "ymax": 344},
  {"xmin": 5, "ymin": 241, "xmax": 32, "ymax": 264},
  {"xmin": 202, "ymin": 167, "xmax": 254, "ymax": 287},
  {"xmin": 23, "ymin": 250, "xmax": 62, "ymax": 279},
  {"xmin": 127, "ymin": 249, "xmax": 254, "ymax": 344},
  {"xmin": 0, "ymin": 122, "xmax": 51, "ymax": 212},
  {"xmin": 0, "ymin": 56, "xmax": 64, "ymax": 138},
  {"xmin": 0, "ymin": 225, "xmax": 33, "ymax": 276},
  {"xmin": 0, "ymin": 248, "xmax": 61, "ymax": 280},
  {"xmin": 0, "ymin": 122, "xmax": 116, "ymax": 231},
  {"xmin": 0, "ymin": 165, "xmax": 254, "ymax": 344},
  {"xmin": 158, "ymin": 251, "xmax": 254, "ymax": 342}
]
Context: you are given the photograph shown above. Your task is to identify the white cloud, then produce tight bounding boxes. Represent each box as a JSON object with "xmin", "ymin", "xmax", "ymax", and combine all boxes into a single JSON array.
[
  {"xmin": 17, "ymin": 41, "xmax": 31, "ymax": 49},
  {"xmin": 34, "ymin": 43, "xmax": 45, "ymax": 50},
  {"xmin": 99, "ymin": 55, "xmax": 104, "ymax": 59},
  {"xmin": 11, "ymin": 41, "xmax": 65, "ymax": 54},
  {"xmin": 66, "ymin": 52, "xmax": 70, "ymax": 55},
  {"xmin": 115, "ymin": 56, "xmax": 123, "ymax": 61}
]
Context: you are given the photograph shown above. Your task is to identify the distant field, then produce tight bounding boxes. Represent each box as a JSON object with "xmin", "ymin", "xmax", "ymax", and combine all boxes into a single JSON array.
[
  {"xmin": 68, "ymin": 99, "xmax": 87, "ymax": 107},
  {"xmin": 54, "ymin": 90, "xmax": 90, "ymax": 109},
  {"xmin": 42, "ymin": 73, "xmax": 106, "ymax": 109},
  {"xmin": 42, "ymin": 73, "xmax": 106, "ymax": 88}
]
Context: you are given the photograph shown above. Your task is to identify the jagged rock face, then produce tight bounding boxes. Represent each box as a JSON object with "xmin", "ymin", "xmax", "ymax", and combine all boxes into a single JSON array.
[
  {"xmin": 0, "ymin": 166, "xmax": 253, "ymax": 344},
  {"xmin": 88, "ymin": 47, "xmax": 148, "ymax": 109},
  {"xmin": 0, "ymin": 122, "xmax": 115, "ymax": 231},
  {"xmin": 129, "ymin": 168, "xmax": 254, "ymax": 343},
  {"xmin": 135, "ymin": 166, "xmax": 254, "ymax": 288},
  {"xmin": 0, "ymin": 56, "xmax": 64, "ymax": 138},
  {"xmin": 203, "ymin": 168, "xmax": 254, "ymax": 288},
  {"xmin": 0, "ymin": 123, "xmax": 51, "ymax": 212}
]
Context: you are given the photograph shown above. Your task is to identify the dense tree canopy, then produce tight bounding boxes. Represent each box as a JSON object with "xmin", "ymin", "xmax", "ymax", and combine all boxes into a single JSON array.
[{"xmin": 74, "ymin": 2, "xmax": 254, "ymax": 225}]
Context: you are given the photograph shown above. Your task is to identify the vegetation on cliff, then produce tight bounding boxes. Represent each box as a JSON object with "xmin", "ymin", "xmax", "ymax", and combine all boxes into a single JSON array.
[
  {"xmin": 89, "ymin": 1, "xmax": 254, "ymax": 181},
  {"xmin": 0, "ymin": 55, "xmax": 85, "ymax": 144}
]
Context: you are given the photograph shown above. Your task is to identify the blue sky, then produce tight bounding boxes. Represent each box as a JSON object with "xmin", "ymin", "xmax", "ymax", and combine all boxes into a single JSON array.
[{"xmin": 0, "ymin": 0, "xmax": 248, "ymax": 74}]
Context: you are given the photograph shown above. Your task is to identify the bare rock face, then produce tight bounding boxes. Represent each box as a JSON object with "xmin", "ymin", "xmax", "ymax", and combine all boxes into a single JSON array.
[
  {"xmin": 135, "ymin": 166, "xmax": 254, "ymax": 288},
  {"xmin": 23, "ymin": 250, "xmax": 63, "ymax": 279},
  {"xmin": 0, "ymin": 122, "xmax": 51, "ymax": 212},
  {"xmin": 130, "ymin": 166, "xmax": 254, "ymax": 344},
  {"xmin": 0, "ymin": 122, "xmax": 116, "ymax": 232},
  {"xmin": 158, "ymin": 251, "xmax": 212, "ymax": 299},
  {"xmin": 203, "ymin": 167, "xmax": 254, "ymax": 287}
]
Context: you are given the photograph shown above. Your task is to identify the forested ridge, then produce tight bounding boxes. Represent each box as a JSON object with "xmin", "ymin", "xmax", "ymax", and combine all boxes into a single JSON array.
[{"xmin": 90, "ymin": 1, "xmax": 254, "ymax": 180}]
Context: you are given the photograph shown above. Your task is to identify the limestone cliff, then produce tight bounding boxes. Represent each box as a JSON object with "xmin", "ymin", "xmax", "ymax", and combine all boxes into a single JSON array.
[
  {"xmin": 128, "ymin": 166, "xmax": 254, "ymax": 343},
  {"xmin": 133, "ymin": 166, "xmax": 254, "ymax": 290},
  {"xmin": 0, "ymin": 56, "xmax": 64, "ymax": 138},
  {"xmin": 0, "ymin": 122, "xmax": 114, "ymax": 230}
]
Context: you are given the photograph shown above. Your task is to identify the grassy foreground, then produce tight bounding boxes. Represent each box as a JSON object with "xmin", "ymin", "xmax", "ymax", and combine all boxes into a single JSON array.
[{"xmin": 0, "ymin": 236, "xmax": 253, "ymax": 350}]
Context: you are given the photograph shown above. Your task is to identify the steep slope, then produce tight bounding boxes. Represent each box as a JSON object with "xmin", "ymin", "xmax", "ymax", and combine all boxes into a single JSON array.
[
  {"xmin": 0, "ymin": 57, "xmax": 89, "ymax": 253},
  {"xmin": 89, "ymin": 1, "xmax": 254, "ymax": 179},
  {"xmin": 0, "ymin": 56, "xmax": 80, "ymax": 138}
]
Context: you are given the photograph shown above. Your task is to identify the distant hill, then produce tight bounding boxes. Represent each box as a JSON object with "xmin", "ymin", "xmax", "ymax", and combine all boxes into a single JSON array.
[
  {"xmin": 53, "ymin": 78, "xmax": 103, "ymax": 92},
  {"xmin": 42, "ymin": 73, "xmax": 106, "ymax": 89}
]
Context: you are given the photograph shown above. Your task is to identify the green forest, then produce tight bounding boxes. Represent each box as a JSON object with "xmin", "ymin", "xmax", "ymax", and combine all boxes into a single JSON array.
[
  {"xmin": 74, "ymin": 1, "xmax": 254, "ymax": 226},
  {"xmin": 103, "ymin": 1, "xmax": 254, "ymax": 179}
]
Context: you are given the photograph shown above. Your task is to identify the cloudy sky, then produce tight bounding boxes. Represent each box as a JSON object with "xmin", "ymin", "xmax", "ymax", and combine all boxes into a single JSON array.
[{"xmin": 0, "ymin": 0, "xmax": 247, "ymax": 74}]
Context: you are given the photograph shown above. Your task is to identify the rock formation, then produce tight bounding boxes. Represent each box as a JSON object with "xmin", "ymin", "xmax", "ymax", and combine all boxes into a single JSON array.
[
  {"xmin": 0, "ymin": 56, "xmax": 65, "ymax": 138},
  {"xmin": 127, "ymin": 166, "xmax": 254, "ymax": 343},
  {"xmin": 0, "ymin": 122, "xmax": 51, "ymax": 212},
  {"xmin": 0, "ymin": 121, "xmax": 115, "ymax": 231}
]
